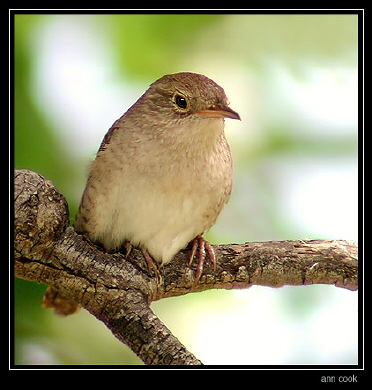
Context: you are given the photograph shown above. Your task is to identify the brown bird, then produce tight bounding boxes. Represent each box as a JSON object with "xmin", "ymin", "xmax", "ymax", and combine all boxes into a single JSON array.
[{"xmin": 74, "ymin": 72, "xmax": 240, "ymax": 280}]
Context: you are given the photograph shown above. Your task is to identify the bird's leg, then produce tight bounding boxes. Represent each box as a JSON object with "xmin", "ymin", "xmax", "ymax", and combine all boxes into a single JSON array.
[
  {"xmin": 121, "ymin": 242, "xmax": 161, "ymax": 282},
  {"xmin": 189, "ymin": 235, "xmax": 216, "ymax": 281},
  {"xmin": 141, "ymin": 248, "xmax": 161, "ymax": 282},
  {"xmin": 123, "ymin": 241, "xmax": 133, "ymax": 257}
]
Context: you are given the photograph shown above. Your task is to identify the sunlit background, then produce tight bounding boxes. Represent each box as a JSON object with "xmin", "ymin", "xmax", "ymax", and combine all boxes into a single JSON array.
[{"xmin": 14, "ymin": 13, "xmax": 358, "ymax": 365}]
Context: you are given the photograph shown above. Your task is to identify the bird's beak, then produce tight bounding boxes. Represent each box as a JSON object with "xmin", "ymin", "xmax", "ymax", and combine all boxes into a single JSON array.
[{"xmin": 197, "ymin": 103, "xmax": 241, "ymax": 120}]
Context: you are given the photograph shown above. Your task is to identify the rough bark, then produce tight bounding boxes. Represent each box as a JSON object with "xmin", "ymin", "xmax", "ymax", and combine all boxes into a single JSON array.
[{"xmin": 14, "ymin": 169, "xmax": 358, "ymax": 365}]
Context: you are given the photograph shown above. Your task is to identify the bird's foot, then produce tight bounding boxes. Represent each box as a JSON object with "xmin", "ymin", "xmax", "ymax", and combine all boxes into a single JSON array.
[
  {"xmin": 141, "ymin": 248, "xmax": 161, "ymax": 283},
  {"xmin": 121, "ymin": 242, "xmax": 161, "ymax": 283},
  {"xmin": 189, "ymin": 235, "xmax": 216, "ymax": 282}
]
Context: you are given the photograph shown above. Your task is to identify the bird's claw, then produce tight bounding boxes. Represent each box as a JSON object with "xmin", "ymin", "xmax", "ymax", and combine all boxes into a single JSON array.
[
  {"xmin": 189, "ymin": 235, "xmax": 216, "ymax": 282},
  {"xmin": 141, "ymin": 248, "xmax": 161, "ymax": 283}
]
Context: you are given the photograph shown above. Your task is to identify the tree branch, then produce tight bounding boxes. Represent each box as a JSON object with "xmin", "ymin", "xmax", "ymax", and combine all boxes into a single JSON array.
[{"xmin": 14, "ymin": 169, "xmax": 358, "ymax": 365}]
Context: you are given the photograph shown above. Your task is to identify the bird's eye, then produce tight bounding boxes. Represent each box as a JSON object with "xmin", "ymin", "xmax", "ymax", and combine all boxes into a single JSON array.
[{"xmin": 175, "ymin": 94, "xmax": 188, "ymax": 109}]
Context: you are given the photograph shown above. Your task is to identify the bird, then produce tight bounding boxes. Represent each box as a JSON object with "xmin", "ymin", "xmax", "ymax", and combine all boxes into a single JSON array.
[{"xmin": 74, "ymin": 72, "xmax": 240, "ymax": 280}]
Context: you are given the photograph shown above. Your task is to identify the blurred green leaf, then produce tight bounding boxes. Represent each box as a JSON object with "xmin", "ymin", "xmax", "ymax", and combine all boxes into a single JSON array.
[
  {"xmin": 14, "ymin": 15, "xmax": 73, "ymax": 190},
  {"xmin": 106, "ymin": 14, "xmax": 223, "ymax": 78}
]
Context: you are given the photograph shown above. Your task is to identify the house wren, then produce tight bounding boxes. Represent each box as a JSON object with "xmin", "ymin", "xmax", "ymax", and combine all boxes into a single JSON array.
[{"xmin": 74, "ymin": 72, "xmax": 240, "ymax": 280}]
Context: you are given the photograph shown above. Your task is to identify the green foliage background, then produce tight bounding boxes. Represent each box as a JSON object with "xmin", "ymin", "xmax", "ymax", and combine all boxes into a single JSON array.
[{"xmin": 14, "ymin": 13, "xmax": 358, "ymax": 365}]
